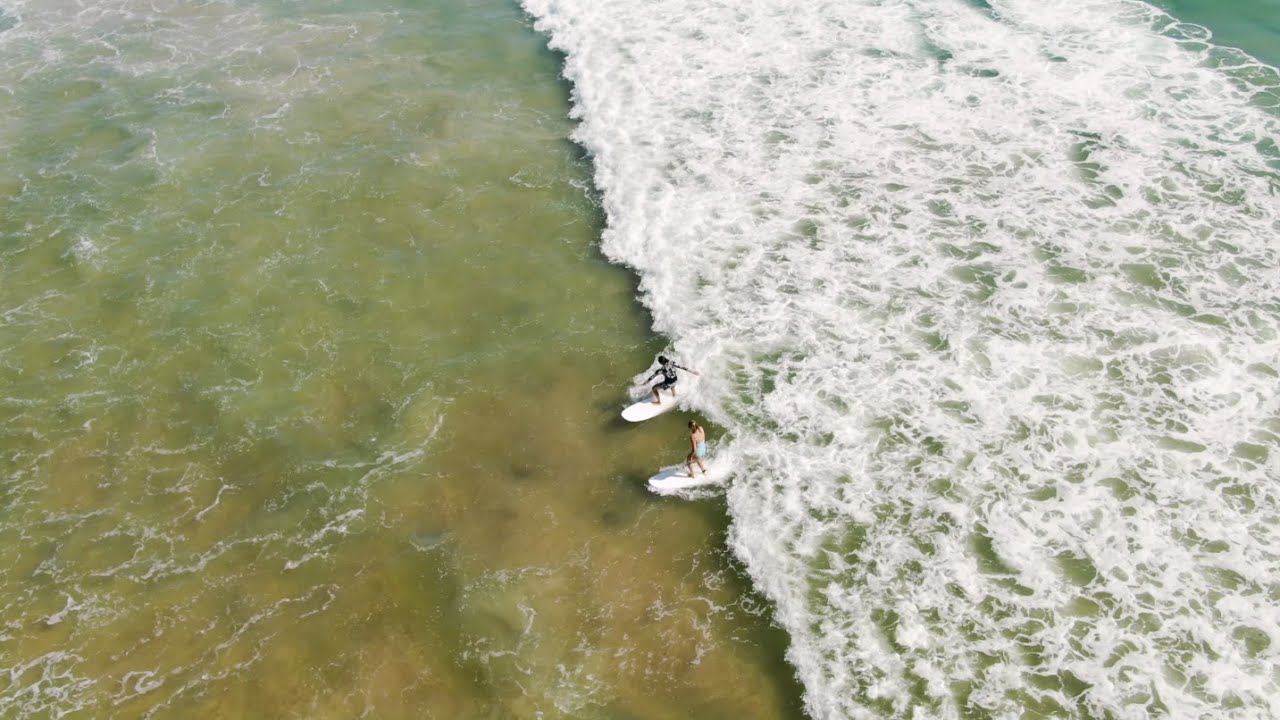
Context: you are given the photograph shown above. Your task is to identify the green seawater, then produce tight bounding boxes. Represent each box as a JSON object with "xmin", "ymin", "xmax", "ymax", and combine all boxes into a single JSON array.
[
  {"xmin": 0, "ymin": 0, "xmax": 804, "ymax": 717},
  {"xmin": 1156, "ymin": 0, "xmax": 1280, "ymax": 66}
]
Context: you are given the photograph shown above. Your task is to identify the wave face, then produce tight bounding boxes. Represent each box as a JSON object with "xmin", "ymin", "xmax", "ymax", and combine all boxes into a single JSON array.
[{"xmin": 522, "ymin": 0, "xmax": 1280, "ymax": 717}]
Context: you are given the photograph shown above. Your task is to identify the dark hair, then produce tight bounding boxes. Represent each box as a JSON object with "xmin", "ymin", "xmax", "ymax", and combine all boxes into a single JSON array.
[
  {"xmin": 658, "ymin": 355, "xmax": 669, "ymax": 364},
  {"xmin": 688, "ymin": 420, "xmax": 699, "ymax": 429}
]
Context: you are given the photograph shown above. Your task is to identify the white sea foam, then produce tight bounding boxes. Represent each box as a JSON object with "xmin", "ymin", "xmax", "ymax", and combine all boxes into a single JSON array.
[{"xmin": 523, "ymin": 0, "xmax": 1280, "ymax": 716}]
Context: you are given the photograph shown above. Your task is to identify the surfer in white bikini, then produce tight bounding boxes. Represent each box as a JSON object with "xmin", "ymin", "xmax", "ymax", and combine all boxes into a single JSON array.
[
  {"xmin": 686, "ymin": 420, "xmax": 708, "ymax": 477},
  {"xmin": 645, "ymin": 355, "xmax": 698, "ymax": 404}
]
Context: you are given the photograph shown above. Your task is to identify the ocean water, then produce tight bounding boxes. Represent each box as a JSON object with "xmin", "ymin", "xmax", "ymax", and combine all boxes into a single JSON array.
[
  {"xmin": 1158, "ymin": 0, "xmax": 1280, "ymax": 67},
  {"xmin": 522, "ymin": 0, "xmax": 1280, "ymax": 718},
  {"xmin": 0, "ymin": 0, "xmax": 806, "ymax": 717}
]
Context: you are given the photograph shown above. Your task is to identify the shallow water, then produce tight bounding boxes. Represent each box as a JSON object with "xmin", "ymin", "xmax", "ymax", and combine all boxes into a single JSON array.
[
  {"xmin": 6, "ymin": 0, "xmax": 1280, "ymax": 716},
  {"xmin": 0, "ymin": 0, "xmax": 805, "ymax": 716}
]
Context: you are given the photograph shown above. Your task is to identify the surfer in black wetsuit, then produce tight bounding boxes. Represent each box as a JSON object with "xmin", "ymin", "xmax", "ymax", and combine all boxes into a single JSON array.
[{"xmin": 645, "ymin": 355, "xmax": 697, "ymax": 404}]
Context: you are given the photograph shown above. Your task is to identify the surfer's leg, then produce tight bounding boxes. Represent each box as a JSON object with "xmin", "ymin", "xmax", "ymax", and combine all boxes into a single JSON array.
[
  {"xmin": 651, "ymin": 382, "xmax": 662, "ymax": 404},
  {"xmin": 691, "ymin": 449, "xmax": 706, "ymax": 473}
]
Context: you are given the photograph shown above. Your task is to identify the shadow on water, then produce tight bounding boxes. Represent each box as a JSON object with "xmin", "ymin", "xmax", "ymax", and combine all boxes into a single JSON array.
[
  {"xmin": 600, "ymin": 470, "xmax": 810, "ymax": 719},
  {"xmin": 704, "ymin": 497, "xmax": 811, "ymax": 720},
  {"xmin": 604, "ymin": 413, "xmax": 641, "ymax": 434}
]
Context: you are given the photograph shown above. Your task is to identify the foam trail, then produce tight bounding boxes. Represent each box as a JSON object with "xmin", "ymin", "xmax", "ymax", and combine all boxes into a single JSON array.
[{"xmin": 523, "ymin": 0, "xmax": 1280, "ymax": 716}]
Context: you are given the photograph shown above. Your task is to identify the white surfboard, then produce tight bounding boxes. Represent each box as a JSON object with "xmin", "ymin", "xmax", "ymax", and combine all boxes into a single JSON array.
[
  {"xmin": 621, "ymin": 396, "xmax": 677, "ymax": 422},
  {"xmin": 647, "ymin": 460, "xmax": 733, "ymax": 495}
]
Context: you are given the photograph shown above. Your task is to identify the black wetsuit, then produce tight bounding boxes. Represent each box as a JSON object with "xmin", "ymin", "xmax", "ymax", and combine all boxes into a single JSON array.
[{"xmin": 649, "ymin": 362, "xmax": 683, "ymax": 389}]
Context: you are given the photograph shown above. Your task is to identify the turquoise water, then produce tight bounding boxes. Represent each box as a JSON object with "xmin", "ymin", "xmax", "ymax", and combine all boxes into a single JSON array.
[{"xmin": 1158, "ymin": 0, "xmax": 1280, "ymax": 66}]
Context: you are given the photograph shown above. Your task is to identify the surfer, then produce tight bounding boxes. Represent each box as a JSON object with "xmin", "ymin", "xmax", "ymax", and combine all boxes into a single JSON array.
[
  {"xmin": 686, "ymin": 420, "xmax": 708, "ymax": 477},
  {"xmin": 645, "ymin": 355, "xmax": 697, "ymax": 405}
]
